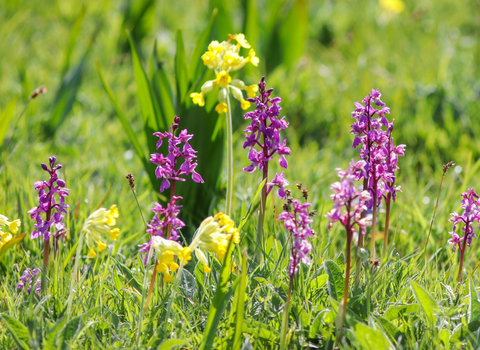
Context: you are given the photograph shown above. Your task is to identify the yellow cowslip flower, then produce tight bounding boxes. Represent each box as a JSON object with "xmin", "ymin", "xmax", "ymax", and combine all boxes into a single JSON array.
[
  {"xmin": 380, "ymin": 0, "xmax": 404, "ymax": 13},
  {"xmin": 188, "ymin": 213, "xmax": 239, "ymax": 273},
  {"xmin": 0, "ymin": 214, "xmax": 21, "ymax": 234},
  {"xmin": 151, "ymin": 236, "xmax": 190, "ymax": 282},
  {"xmin": 215, "ymin": 103, "xmax": 228, "ymax": 114},
  {"xmin": 190, "ymin": 92, "xmax": 205, "ymax": 107},
  {"xmin": 190, "ymin": 33, "xmax": 259, "ymax": 114},
  {"xmin": 81, "ymin": 204, "xmax": 119, "ymax": 258}
]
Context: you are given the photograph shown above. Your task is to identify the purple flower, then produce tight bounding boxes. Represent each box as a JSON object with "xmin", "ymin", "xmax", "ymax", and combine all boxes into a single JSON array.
[
  {"xmin": 349, "ymin": 90, "xmax": 405, "ymax": 208},
  {"xmin": 266, "ymin": 172, "xmax": 289, "ymax": 199},
  {"xmin": 278, "ymin": 182, "xmax": 315, "ymax": 277},
  {"xmin": 17, "ymin": 268, "xmax": 41, "ymax": 295},
  {"xmin": 326, "ymin": 160, "xmax": 371, "ymax": 237},
  {"xmin": 150, "ymin": 116, "xmax": 204, "ymax": 192},
  {"xmin": 28, "ymin": 157, "xmax": 69, "ymax": 242},
  {"xmin": 448, "ymin": 189, "xmax": 480, "ymax": 253},
  {"xmin": 242, "ymin": 77, "xmax": 290, "ymax": 174}
]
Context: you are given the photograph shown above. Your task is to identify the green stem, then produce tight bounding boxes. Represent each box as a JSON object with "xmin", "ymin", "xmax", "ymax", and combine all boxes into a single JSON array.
[
  {"xmin": 457, "ymin": 225, "xmax": 469, "ymax": 283},
  {"xmin": 225, "ymin": 92, "xmax": 234, "ymax": 216},
  {"xmin": 383, "ymin": 193, "xmax": 391, "ymax": 255},
  {"xmin": 256, "ymin": 146, "xmax": 268, "ymax": 263},
  {"xmin": 370, "ymin": 190, "xmax": 377, "ymax": 261},
  {"xmin": 279, "ymin": 276, "xmax": 293, "ymax": 350},
  {"xmin": 354, "ymin": 178, "xmax": 368, "ymax": 287}
]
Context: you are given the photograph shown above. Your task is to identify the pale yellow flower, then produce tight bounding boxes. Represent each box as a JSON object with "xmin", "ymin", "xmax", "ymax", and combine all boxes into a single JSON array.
[
  {"xmin": 380, "ymin": 0, "xmax": 405, "ymax": 13},
  {"xmin": 0, "ymin": 214, "xmax": 21, "ymax": 234},
  {"xmin": 82, "ymin": 204, "xmax": 119, "ymax": 258},
  {"xmin": 190, "ymin": 33, "xmax": 259, "ymax": 113}
]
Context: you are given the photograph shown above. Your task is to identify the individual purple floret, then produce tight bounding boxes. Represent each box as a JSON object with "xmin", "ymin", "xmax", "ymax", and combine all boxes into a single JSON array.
[
  {"xmin": 17, "ymin": 268, "xmax": 41, "ymax": 295},
  {"xmin": 448, "ymin": 189, "xmax": 480, "ymax": 253},
  {"xmin": 242, "ymin": 76, "xmax": 290, "ymax": 176},
  {"xmin": 266, "ymin": 171, "xmax": 289, "ymax": 199},
  {"xmin": 278, "ymin": 190, "xmax": 315, "ymax": 278},
  {"xmin": 28, "ymin": 156, "xmax": 69, "ymax": 242},
  {"xmin": 150, "ymin": 116, "xmax": 204, "ymax": 193},
  {"xmin": 326, "ymin": 160, "xmax": 371, "ymax": 236}
]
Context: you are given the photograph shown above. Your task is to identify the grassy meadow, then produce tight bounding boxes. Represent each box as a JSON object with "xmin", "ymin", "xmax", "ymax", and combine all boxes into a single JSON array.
[{"xmin": 1, "ymin": 0, "xmax": 480, "ymax": 349}]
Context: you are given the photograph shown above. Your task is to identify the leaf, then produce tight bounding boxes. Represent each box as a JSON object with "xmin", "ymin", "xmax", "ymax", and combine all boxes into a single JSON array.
[
  {"xmin": 47, "ymin": 54, "xmax": 86, "ymax": 135},
  {"xmin": 0, "ymin": 95, "xmax": 18, "ymax": 146},
  {"xmin": 208, "ymin": 0, "xmax": 234, "ymax": 38},
  {"xmin": 233, "ymin": 251, "xmax": 248, "ymax": 350},
  {"xmin": 238, "ymin": 178, "xmax": 267, "ymax": 231},
  {"xmin": 410, "ymin": 279, "xmax": 440, "ymax": 326},
  {"xmin": 113, "ymin": 258, "xmax": 142, "ymax": 292},
  {"xmin": 128, "ymin": 32, "xmax": 161, "ymax": 133},
  {"xmin": 383, "ymin": 304, "xmax": 421, "ymax": 321},
  {"xmin": 0, "ymin": 313, "xmax": 30, "ymax": 350},
  {"xmin": 151, "ymin": 49, "xmax": 175, "ymax": 127},
  {"xmin": 180, "ymin": 268, "xmax": 197, "ymax": 301},
  {"xmin": 44, "ymin": 317, "xmax": 67, "ymax": 350},
  {"xmin": 199, "ymin": 237, "xmax": 240, "ymax": 350},
  {"xmin": 97, "ymin": 63, "xmax": 156, "ymax": 186},
  {"xmin": 0, "ymin": 233, "xmax": 26, "ymax": 262},
  {"xmin": 353, "ymin": 322, "xmax": 394, "ymax": 350},
  {"xmin": 324, "ymin": 260, "xmax": 344, "ymax": 301},
  {"xmin": 61, "ymin": 6, "xmax": 86, "ymax": 76},
  {"xmin": 188, "ymin": 10, "xmax": 217, "ymax": 82},
  {"xmin": 155, "ymin": 339, "xmax": 188, "ymax": 350},
  {"xmin": 175, "ymin": 30, "xmax": 189, "ymax": 106},
  {"xmin": 278, "ymin": 0, "xmax": 308, "ymax": 67},
  {"xmin": 469, "ymin": 280, "xmax": 480, "ymax": 323},
  {"xmin": 375, "ymin": 316, "xmax": 402, "ymax": 343}
]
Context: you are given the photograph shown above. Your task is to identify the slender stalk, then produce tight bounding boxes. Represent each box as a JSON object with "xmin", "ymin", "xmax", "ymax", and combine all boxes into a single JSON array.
[
  {"xmin": 425, "ymin": 173, "xmax": 446, "ymax": 255},
  {"xmin": 383, "ymin": 193, "xmax": 392, "ymax": 254},
  {"xmin": 355, "ymin": 178, "xmax": 368, "ymax": 287},
  {"xmin": 225, "ymin": 92, "xmax": 234, "ymax": 216},
  {"xmin": 457, "ymin": 223, "xmax": 469, "ymax": 283},
  {"xmin": 370, "ymin": 181, "xmax": 378, "ymax": 260},
  {"xmin": 279, "ymin": 276, "xmax": 294, "ymax": 350},
  {"xmin": 256, "ymin": 134, "xmax": 269, "ymax": 262}
]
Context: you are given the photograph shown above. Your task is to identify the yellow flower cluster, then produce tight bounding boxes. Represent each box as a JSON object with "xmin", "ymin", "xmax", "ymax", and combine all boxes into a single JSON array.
[
  {"xmin": 380, "ymin": 0, "xmax": 405, "ymax": 13},
  {"xmin": 188, "ymin": 212, "xmax": 240, "ymax": 273},
  {"xmin": 190, "ymin": 34, "xmax": 259, "ymax": 114},
  {"xmin": 151, "ymin": 236, "xmax": 192, "ymax": 282},
  {"xmin": 0, "ymin": 214, "xmax": 21, "ymax": 250},
  {"xmin": 81, "ymin": 205, "xmax": 119, "ymax": 258},
  {"xmin": 148, "ymin": 213, "xmax": 239, "ymax": 282}
]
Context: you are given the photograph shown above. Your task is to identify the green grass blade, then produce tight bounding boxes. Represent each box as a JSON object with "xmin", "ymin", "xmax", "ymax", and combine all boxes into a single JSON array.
[
  {"xmin": 199, "ymin": 238, "xmax": 239, "ymax": 350},
  {"xmin": 175, "ymin": 29, "xmax": 189, "ymax": 105},
  {"xmin": 232, "ymin": 251, "xmax": 248, "ymax": 350}
]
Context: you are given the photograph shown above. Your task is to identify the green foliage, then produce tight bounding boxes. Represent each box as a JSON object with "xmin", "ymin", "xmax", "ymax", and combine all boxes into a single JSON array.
[{"xmin": 2, "ymin": 0, "xmax": 480, "ymax": 349}]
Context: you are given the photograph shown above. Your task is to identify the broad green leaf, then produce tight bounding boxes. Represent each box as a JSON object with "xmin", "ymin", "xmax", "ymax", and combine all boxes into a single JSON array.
[
  {"xmin": 233, "ymin": 251, "xmax": 248, "ymax": 350},
  {"xmin": 209, "ymin": 0, "xmax": 235, "ymax": 38},
  {"xmin": 97, "ymin": 63, "xmax": 156, "ymax": 186},
  {"xmin": 242, "ymin": 0, "xmax": 258, "ymax": 77},
  {"xmin": 44, "ymin": 317, "xmax": 67, "ymax": 350},
  {"xmin": 61, "ymin": 6, "xmax": 85, "ymax": 76},
  {"xmin": 0, "ymin": 95, "xmax": 18, "ymax": 146},
  {"xmin": 47, "ymin": 54, "xmax": 86, "ymax": 135},
  {"xmin": 189, "ymin": 10, "xmax": 217, "ymax": 82},
  {"xmin": 238, "ymin": 178, "xmax": 266, "ymax": 231},
  {"xmin": 175, "ymin": 29, "xmax": 189, "ymax": 105},
  {"xmin": 128, "ymin": 32, "xmax": 161, "ymax": 132},
  {"xmin": 242, "ymin": 319, "xmax": 278, "ymax": 340},
  {"xmin": 353, "ymin": 322, "xmax": 394, "ymax": 350},
  {"xmin": 410, "ymin": 279, "xmax": 440, "ymax": 326},
  {"xmin": 375, "ymin": 316, "xmax": 402, "ymax": 343},
  {"xmin": 279, "ymin": 0, "xmax": 308, "ymax": 67},
  {"xmin": 156, "ymin": 339, "xmax": 188, "ymax": 350},
  {"xmin": 0, "ymin": 233, "xmax": 26, "ymax": 262},
  {"xmin": 324, "ymin": 260, "xmax": 344, "ymax": 301},
  {"xmin": 383, "ymin": 304, "xmax": 421, "ymax": 321},
  {"xmin": 151, "ymin": 43, "xmax": 175, "ymax": 127},
  {"xmin": 199, "ymin": 237, "xmax": 240, "ymax": 350},
  {"xmin": 0, "ymin": 313, "xmax": 30, "ymax": 350},
  {"xmin": 469, "ymin": 280, "xmax": 480, "ymax": 323}
]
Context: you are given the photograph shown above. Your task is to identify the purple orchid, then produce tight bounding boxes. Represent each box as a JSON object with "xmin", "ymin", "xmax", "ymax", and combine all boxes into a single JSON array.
[
  {"xmin": 17, "ymin": 268, "xmax": 41, "ymax": 295},
  {"xmin": 278, "ymin": 189, "xmax": 315, "ymax": 278},
  {"xmin": 28, "ymin": 157, "xmax": 69, "ymax": 242},
  {"xmin": 326, "ymin": 160, "xmax": 371, "ymax": 237},
  {"xmin": 448, "ymin": 189, "xmax": 480, "ymax": 253},
  {"xmin": 150, "ymin": 116, "xmax": 204, "ymax": 193},
  {"xmin": 242, "ymin": 76, "xmax": 290, "ymax": 191},
  {"xmin": 266, "ymin": 172, "xmax": 289, "ymax": 199}
]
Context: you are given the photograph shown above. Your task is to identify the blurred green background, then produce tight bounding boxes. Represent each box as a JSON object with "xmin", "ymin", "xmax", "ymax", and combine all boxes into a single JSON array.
[{"xmin": 1, "ymin": 0, "xmax": 480, "ymax": 255}]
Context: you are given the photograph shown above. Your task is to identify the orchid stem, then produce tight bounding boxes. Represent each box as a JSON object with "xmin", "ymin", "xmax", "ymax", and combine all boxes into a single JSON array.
[
  {"xmin": 384, "ymin": 193, "xmax": 391, "ymax": 255},
  {"xmin": 457, "ymin": 224, "xmax": 469, "ymax": 283},
  {"xmin": 279, "ymin": 276, "xmax": 293, "ymax": 350}
]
